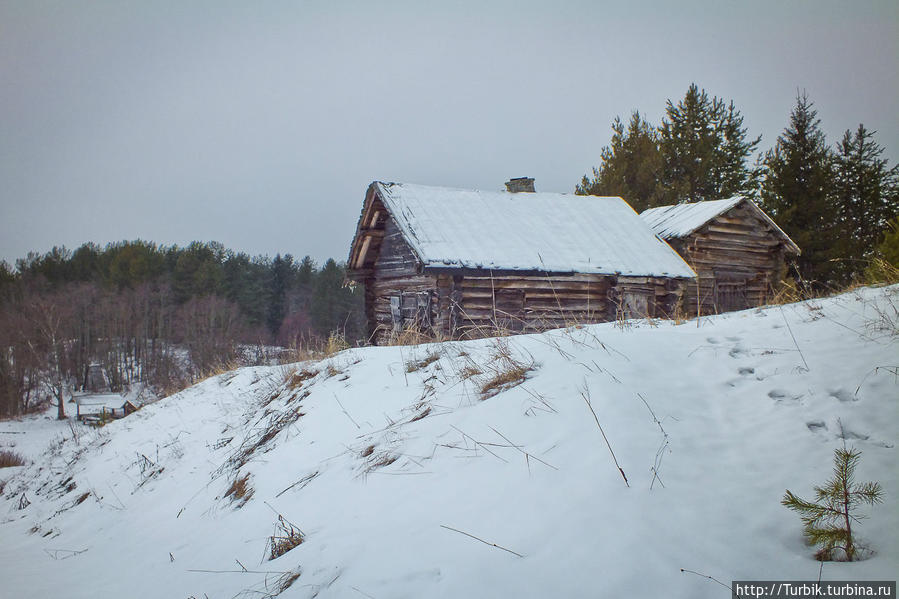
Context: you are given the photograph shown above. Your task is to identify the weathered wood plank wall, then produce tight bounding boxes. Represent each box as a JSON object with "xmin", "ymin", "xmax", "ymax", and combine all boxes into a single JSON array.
[
  {"xmin": 353, "ymin": 208, "xmax": 689, "ymax": 344},
  {"xmin": 676, "ymin": 203, "xmax": 789, "ymax": 316}
]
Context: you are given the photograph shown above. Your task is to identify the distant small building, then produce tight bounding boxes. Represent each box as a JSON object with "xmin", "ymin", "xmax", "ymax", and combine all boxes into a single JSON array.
[
  {"xmin": 75, "ymin": 395, "xmax": 139, "ymax": 423},
  {"xmin": 641, "ymin": 197, "xmax": 800, "ymax": 316},
  {"xmin": 347, "ymin": 180, "xmax": 696, "ymax": 344}
]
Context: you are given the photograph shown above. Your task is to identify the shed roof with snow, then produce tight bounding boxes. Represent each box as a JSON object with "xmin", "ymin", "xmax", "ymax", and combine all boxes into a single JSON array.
[
  {"xmin": 640, "ymin": 196, "xmax": 800, "ymax": 254},
  {"xmin": 75, "ymin": 394, "xmax": 129, "ymax": 410},
  {"xmin": 354, "ymin": 182, "xmax": 696, "ymax": 278}
]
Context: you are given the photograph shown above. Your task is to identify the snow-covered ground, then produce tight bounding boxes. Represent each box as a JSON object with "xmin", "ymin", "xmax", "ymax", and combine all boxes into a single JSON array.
[{"xmin": 1, "ymin": 286, "xmax": 896, "ymax": 598}]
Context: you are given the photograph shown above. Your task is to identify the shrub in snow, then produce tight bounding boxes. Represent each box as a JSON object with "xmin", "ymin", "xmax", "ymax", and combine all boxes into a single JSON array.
[
  {"xmin": 0, "ymin": 450, "xmax": 26, "ymax": 468},
  {"xmin": 782, "ymin": 447, "xmax": 883, "ymax": 561}
]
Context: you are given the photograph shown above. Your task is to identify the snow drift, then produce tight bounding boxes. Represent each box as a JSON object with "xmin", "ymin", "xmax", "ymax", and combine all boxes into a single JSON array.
[{"xmin": 1, "ymin": 286, "xmax": 897, "ymax": 598}]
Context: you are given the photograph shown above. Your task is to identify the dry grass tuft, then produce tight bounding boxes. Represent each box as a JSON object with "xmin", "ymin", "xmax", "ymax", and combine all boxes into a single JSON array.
[
  {"xmin": 285, "ymin": 367, "xmax": 318, "ymax": 390},
  {"xmin": 458, "ymin": 365, "xmax": 482, "ymax": 379},
  {"xmin": 359, "ymin": 444, "xmax": 375, "ymax": 458},
  {"xmin": 268, "ymin": 515, "xmax": 305, "ymax": 560},
  {"xmin": 363, "ymin": 451, "xmax": 398, "ymax": 473},
  {"xmin": 863, "ymin": 289, "xmax": 898, "ymax": 338},
  {"xmin": 409, "ymin": 406, "xmax": 431, "ymax": 422},
  {"xmin": 383, "ymin": 323, "xmax": 449, "ymax": 347},
  {"xmin": 225, "ymin": 408, "xmax": 304, "ymax": 472},
  {"xmin": 273, "ymin": 570, "xmax": 302, "ymax": 595},
  {"xmin": 672, "ymin": 302, "xmax": 690, "ymax": 326},
  {"xmin": 479, "ymin": 339, "xmax": 534, "ymax": 399},
  {"xmin": 0, "ymin": 450, "xmax": 26, "ymax": 468},
  {"xmin": 405, "ymin": 350, "xmax": 441, "ymax": 373},
  {"xmin": 766, "ymin": 260, "xmax": 898, "ymax": 310},
  {"xmin": 197, "ymin": 359, "xmax": 242, "ymax": 383},
  {"xmin": 480, "ymin": 364, "xmax": 531, "ymax": 398},
  {"xmin": 861, "ymin": 258, "xmax": 899, "ymax": 286},
  {"xmin": 224, "ymin": 472, "xmax": 255, "ymax": 507},
  {"xmin": 323, "ymin": 331, "xmax": 350, "ymax": 357},
  {"xmin": 769, "ymin": 278, "xmax": 816, "ymax": 306}
]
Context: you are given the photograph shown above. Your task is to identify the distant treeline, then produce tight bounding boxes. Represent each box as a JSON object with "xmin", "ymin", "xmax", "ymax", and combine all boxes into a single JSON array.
[{"xmin": 0, "ymin": 240, "xmax": 364, "ymax": 418}]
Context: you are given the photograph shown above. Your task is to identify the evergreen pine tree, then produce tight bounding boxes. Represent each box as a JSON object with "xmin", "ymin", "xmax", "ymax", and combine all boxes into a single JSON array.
[
  {"xmin": 713, "ymin": 101, "xmax": 763, "ymax": 199},
  {"xmin": 576, "ymin": 111, "xmax": 663, "ymax": 212},
  {"xmin": 760, "ymin": 92, "xmax": 836, "ymax": 288},
  {"xmin": 267, "ymin": 254, "xmax": 295, "ymax": 338},
  {"xmin": 309, "ymin": 259, "xmax": 364, "ymax": 341},
  {"xmin": 832, "ymin": 125, "xmax": 899, "ymax": 282},
  {"xmin": 782, "ymin": 447, "xmax": 883, "ymax": 561},
  {"xmin": 293, "ymin": 255, "xmax": 317, "ymax": 315},
  {"xmin": 657, "ymin": 84, "xmax": 761, "ymax": 204},
  {"xmin": 171, "ymin": 242, "xmax": 225, "ymax": 303},
  {"xmin": 0, "ymin": 261, "xmax": 15, "ymax": 290},
  {"xmin": 222, "ymin": 251, "xmax": 270, "ymax": 330}
]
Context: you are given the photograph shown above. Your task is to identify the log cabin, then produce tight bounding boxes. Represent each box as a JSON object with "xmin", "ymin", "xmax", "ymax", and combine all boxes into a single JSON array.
[
  {"xmin": 347, "ymin": 180, "xmax": 696, "ymax": 344},
  {"xmin": 640, "ymin": 197, "xmax": 800, "ymax": 316}
]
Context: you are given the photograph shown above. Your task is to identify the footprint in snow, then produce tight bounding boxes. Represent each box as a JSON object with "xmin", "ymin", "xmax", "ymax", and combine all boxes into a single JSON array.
[
  {"xmin": 726, "ymin": 366, "xmax": 765, "ymax": 387},
  {"xmin": 828, "ymin": 388, "xmax": 858, "ymax": 402},
  {"xmin": 768, "ymin": 389, "xmax": 803, "ymax": 402},
  {"xmin": 806, "ymin": 421, "xmax": 827, "ymax": 433},
  {"xmin": 808, "ymin": 419, "xmax": 892, "ymax": 447},
  {"xmin": 706, "ymin": 337, "xmax": 721, "ymax": 344},
  {"xmin": 838, "ymin": 428, "xmax": 870, "ymax": 441},
  {"xmin": 729, "ymin": 345, "xmax": 749, "ymax": 358}
]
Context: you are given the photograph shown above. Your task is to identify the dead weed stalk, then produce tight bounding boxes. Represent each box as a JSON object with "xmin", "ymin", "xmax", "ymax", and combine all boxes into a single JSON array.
[
  {"xmin": 267, "ymin": 515, "xmax": 305, "ymax": 560},
  {"xmin": 579, "ymin": 382, "xmax": 628, "ymax": 487},
  {"xmin": 224, "ymin": 408, "xmax": 304, "ymax": 473}
]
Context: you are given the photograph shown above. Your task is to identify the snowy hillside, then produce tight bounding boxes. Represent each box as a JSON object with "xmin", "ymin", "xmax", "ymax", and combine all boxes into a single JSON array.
[{"xmin": 1, "ymin": 286, "xmax": 897, "ymax": 598}]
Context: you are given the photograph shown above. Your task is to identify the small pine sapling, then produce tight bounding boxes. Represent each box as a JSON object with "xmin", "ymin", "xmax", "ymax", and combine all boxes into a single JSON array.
[{"xmin": 782, "ymin": 447, "xmax": 883, "ymax": 561}]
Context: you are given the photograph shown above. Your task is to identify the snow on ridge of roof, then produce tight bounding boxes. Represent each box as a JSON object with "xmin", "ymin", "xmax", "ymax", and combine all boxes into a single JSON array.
[
  {"xmin": 75, "ymin": 394, "xmax": 129, "ymax": 410},
  {"xmin": 373, "ymin": 182, "xmax": 696, "ymax": 278},
  {"xmin": 639, "ymin": 196, "xmax": 744, "ymax": 239},
  {"xmin": 640, "ymin": 196, "xmax": 800, "ymax": 254}
]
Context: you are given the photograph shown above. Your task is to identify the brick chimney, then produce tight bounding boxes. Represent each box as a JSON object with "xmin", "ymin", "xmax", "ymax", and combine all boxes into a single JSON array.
[{"xmin": 505, "ymin": 177, "xmax": 535, "ymax": 193}]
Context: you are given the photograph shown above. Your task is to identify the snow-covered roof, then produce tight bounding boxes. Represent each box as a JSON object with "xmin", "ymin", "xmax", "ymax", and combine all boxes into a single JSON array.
[
  {"xmin": 640, "ymin": 197, "xmax": 800, "ymax": 254},
  {"xmin": 370, "ymin": 182, "xmax": 696, "ymax": 278},
  {"xmin": 75, "ymin": 394, "xmax": 128, "ymax": 411},
  {"xmin": 639, "ymin": 197, "xmax": 744, "ymax": 239}
]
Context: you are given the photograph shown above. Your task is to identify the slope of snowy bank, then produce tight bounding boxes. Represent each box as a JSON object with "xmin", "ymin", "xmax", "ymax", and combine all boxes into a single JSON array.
[{"xmin": 1, "ymin": 286, "xmax": 896, "ymax": 598}]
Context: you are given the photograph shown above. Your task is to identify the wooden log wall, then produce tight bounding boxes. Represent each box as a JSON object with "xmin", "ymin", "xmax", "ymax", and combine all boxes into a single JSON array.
[
  {"xmin": 372, "ymin": 218, "xmax": 418, "ymax": 278},
  {"xmin": 448, "ymin": 272, "xmax": 614, "ymax": 338},
  {"xmin": 612, "ymin": 276, "xmax": 685, "ymax": 320},
  {"xmin": 356, "ymin": 213, "xmax": 690, "ymax": 344},
  {"xmin": 678, "ymin": 203, "xmax": 789, "ymax": 316},
  {"xmin": 368, "ymin": 274, "xmax": 440, "ymax": 344}
]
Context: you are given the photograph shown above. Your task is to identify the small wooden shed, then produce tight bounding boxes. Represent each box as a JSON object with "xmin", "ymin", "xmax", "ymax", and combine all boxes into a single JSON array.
[
  {"xmin": 75, "ymin": 394, "xmax": 138, "ymax": 422},
  {"xmin": 347, "ymin": 181, "xmax": 696, "ymax": 344},
  {"xmin": 640, "ymin": 197, "xmax": 800, "ymax": 316}
]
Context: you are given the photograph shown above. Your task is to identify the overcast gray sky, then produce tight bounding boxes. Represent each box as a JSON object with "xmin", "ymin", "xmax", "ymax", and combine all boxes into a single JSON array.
[{"xmin": 2, "ymin": 0, "xmax": 897, "ymax": 267}]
